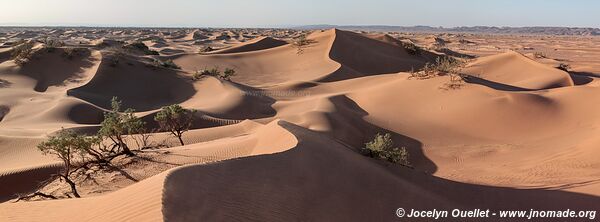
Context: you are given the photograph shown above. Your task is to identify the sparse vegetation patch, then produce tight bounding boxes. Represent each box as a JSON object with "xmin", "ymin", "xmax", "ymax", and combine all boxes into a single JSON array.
[
  {"xmin": 557, "ymin": 63, "xmax": 571, "ymax": 72},
  {"xmin": 292, "ymin": 34, "xmax": 316, "ymax": 54},
  {"xmin": 154, "ymin": 104, "xmax": 196, "ymax": 146},
  {"xmin": 11, "ymin": 41, "xmax": 35, "ymax": 66},
  {"xmin": 361, "ymin": 133, "xmax": 410, "ymax": 166},
  {"xmin": 195, "ymin": 66, "xmax": 237, "ymax": 81}
]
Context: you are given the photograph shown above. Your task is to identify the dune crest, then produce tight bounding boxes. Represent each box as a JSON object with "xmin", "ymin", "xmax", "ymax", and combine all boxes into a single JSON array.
[{"xmin": 463, "ymin": 51, "xmax": 574, "ymax": 90}]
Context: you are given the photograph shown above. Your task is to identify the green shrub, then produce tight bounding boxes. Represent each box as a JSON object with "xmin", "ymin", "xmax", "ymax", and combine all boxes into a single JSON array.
[
  {"xmin": 98, "ymin": 97, "xmax": 145, "ymax": 156},
  {"xmin": 361, "ymin": 133, "xmax": 410, "ymax": 166},
  {"xmin": 154, "ymin": 104, "xmax": 195, "ymax": 146},
  {"xmin": 197, "ymin": 66, "xmax": 236, "ymax": 81},
  {"xmin": 222, "ymin": 68, "xmax": 236, "ymax": 80},
  {"xmin": 37, "ymin": 129, "xmax": 94, "ymax": 198}
]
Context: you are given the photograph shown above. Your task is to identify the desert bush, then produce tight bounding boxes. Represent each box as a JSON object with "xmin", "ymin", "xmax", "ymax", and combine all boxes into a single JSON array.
[
  {"xmin": 202, "ymin": 66, "xmax": 221, "ymax": 76},
  {"xmin": 292, "ymin": 34, "xmax": 315, "ymax": 54},
  {"xmin": 154, "ymin": 104, "xmax": 195, "ymax": 146},
  {"xmin": 162, "ymin": 60, "xmax": 180, "ymax": 69},
  {"xmin": 222, "ymin": 68, "xmax": 236, "ymax": 80},
  {"xmin": 108, "ymin": 57, "xmax": 120, "ymax": 67},
  {"xmin": 98, "ymin": 97, "xmax": 145, "ymax": 156},
  {"xmin": 11, "ymin": 41, "xmax": 35, "ymax": 66},
  {"xmin": 557, "ymin": 63, "xmax": 571, "ymax": 72},
  {"xmin": 401, "ymin": 41, "xmax": 421, "ymax": 55},
  {"xmin": 124, "ymin": 41, "xmax": 159, "ymax": 55},
  {"xmin": 132, "ymin": 128, "xmax": 156, "ymax": 150},
  {"xmin": 37, "ymin": 129, "xmax": 94, "ymax": 198},
  {"xmin": 105, "ymin": 50, "xmax": 124, "ymax": 67},
  {"xmin": 196, "ymin": 66, "xmax": 236, "ymax": 81},
  {"xmin": 361, "ymin": 133, "xmax": 410, "ymax": 166},
  {"xmin": 152, "ymin": 59, "xmax": 180, "ymax": 69},
  {"xmin": 41, "ymin": 37, "xmax": 64, "ymax": 53},
  {"xmin": 193, "ymin": 70, "xmax": 204, "ymax": 81},
  {"xmin": 198, "ymin": 46, "xmax": 214, "ymax": 53},
  {"xmin": 410, "ymin": 56, "xmax": 464, "ymax": 80},
  {"xmin": 62, "ymin": 48, "xmax": 89, "ymax": 60},
  {"xmin": 534, "ymin": 51, "xmax": 547, "ymax": 59}
]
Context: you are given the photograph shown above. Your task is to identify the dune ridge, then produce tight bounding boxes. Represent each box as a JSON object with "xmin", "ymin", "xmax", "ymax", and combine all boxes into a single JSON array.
[{"xmin": 1, "ymin": 27, "xmax": 600, "ymax": 221}]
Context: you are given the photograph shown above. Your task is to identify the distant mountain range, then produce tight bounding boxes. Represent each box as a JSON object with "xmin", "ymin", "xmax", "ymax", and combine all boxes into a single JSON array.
[{"xmin": 294, "ymin": 25, "xmax": 600, "ymax": 36}]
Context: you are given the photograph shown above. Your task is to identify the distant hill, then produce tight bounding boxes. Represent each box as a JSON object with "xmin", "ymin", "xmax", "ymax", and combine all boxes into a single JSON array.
[{"xmin": 295, "ymin": 25, "xmax": 600, "ymax": 36}]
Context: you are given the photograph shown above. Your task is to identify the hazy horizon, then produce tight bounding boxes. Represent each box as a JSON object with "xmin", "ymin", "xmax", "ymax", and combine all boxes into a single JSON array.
[{"xmin": 1, "ymin": 0, "xmax": 599, "ymax": 28}]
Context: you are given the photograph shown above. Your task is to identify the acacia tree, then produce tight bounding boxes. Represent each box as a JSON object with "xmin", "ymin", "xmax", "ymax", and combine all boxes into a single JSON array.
[
  {"xmin": 37, "ymin": 129, "xmax": 93, "ymax": 198},
  {"xmin": 154, "ymin": 104, "xmax": 195, "ymax": 146},
  {"xmin": 98, "ymin": 97, "xmax": 144, "ymax": 156}
]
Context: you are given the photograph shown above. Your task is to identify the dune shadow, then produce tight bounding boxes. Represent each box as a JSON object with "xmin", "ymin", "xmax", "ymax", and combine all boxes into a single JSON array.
[
  {"xmin": 321, "ymin": 95, "xmax": 437, "ymax": 174},
  {"xmin": 162, "ymin": 121, "xmax": 600, "ymax": 221},
  {"xmin": 319, "ymin": 30, "xmax": 440, "ymax": 82},
  {"xmin": 436, "ymin": 47, "xmax": 477, "ymax": 59},
  {"xmin": 19, "ymin": 48, "xmax": 97, "ymax": 92},
  {"xmin": 68, "ymin": 53, "xmax": 196, "ymax": 111},
  {"xmin": 463, "ymin": 75, "xmax": 533, "ymax": 91},
  {"xmin": 569, "ymin": 71, "xmax": 598, "ymax": 85}
]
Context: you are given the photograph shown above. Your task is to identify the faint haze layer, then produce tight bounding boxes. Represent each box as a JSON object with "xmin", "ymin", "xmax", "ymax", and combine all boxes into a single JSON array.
[{"xmin": 0, "ymin": 0, "xmax": 599, "ymax": 28}]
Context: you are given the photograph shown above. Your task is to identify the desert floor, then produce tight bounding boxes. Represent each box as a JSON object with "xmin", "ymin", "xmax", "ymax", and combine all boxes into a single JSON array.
[{"xmin": 0, "ymin": 28, "xmax": 600, "ymax": 221}]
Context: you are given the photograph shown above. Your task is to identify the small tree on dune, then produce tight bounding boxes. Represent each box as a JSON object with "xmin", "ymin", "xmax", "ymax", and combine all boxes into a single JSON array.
[
  {"xmin": 154, "ymin": 104, "xmax": 196, "ymax": 146},
  {"xmin": 37, "ymin": 129, "xmax": 93, "ymax": 198},
  {"xmin": 98, "ymin": 97, "xmax": 145, "ymax": 156}
]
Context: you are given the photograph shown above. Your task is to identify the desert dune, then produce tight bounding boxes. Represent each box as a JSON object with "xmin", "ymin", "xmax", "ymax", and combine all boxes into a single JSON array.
[{"xmin": 1, "ymin": 27, "xmax": 600, "ymax": 221}]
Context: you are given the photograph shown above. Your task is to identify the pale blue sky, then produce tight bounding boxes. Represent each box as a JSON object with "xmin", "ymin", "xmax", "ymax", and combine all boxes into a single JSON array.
[{"xmin": 0, "ymin": 0, "xmax": 598, "ymax": 28}]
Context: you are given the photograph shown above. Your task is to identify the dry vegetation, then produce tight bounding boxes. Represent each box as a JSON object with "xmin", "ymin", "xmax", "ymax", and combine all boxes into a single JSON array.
[
  {"xmin": 292, "ymin": 34, "xmax": 316, "ymax": 54},
  {"xmin": 361, "ymin": 133, "xmax": 410, "ymax": 167},
  {"xmin": 11, "ymin": 41, "xmax": 35, "ymax": 66}
]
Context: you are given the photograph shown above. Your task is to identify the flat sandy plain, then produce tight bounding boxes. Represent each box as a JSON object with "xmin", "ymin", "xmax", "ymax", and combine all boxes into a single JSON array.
[{"xmin": 0, "ymin": 27, "xmax": 600, "ymax": 221}]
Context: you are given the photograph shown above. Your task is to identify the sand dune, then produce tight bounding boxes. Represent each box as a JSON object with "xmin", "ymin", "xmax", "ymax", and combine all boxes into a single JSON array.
[
  {"xmin": 207, "ymin": 36, "xmax": 288, "ymax": 54},
  {"xmin": 1, "ymin": 27, "xmax": 600, "ymax": 221},
  {"xmin": 463, "ymin": 51, "xmax": 574, "ymax": 90}
]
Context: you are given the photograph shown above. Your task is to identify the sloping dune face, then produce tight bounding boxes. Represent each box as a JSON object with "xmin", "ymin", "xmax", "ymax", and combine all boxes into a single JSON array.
[
  {"xmin": 208, "ymin": 36, "xmax": 288, "ymax": 54},
  {"xmin": 321, "ymin": 29, "xmax": 436, "ymax": 81},
  {"xmin": 162, "ymin": 122, "xmax": 600, "ymax": 221},
  {"xmin": 173, "ymin": 29, "xmax": 437, "ymax": 86},
  {"xmin": 69, "ymin": 54, "xmax": 196, "ymax": 111},
  {"xmin": 463, "ymin": 51, "xmax": 574, "ymax": 90},
  {"xmin": 2, "ymin": 28, "xmax": 600, "ymax": 221}
]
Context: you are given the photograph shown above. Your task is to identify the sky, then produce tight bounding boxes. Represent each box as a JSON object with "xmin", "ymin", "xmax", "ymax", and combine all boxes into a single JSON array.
[{"xmin": 0, "ymin": 0, "xmax": 599, "ymax": 28}]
